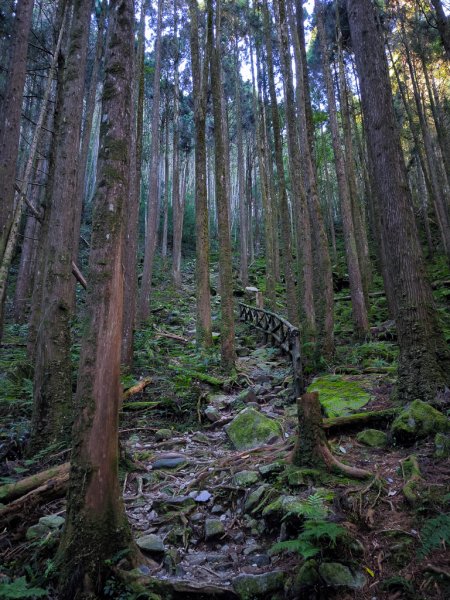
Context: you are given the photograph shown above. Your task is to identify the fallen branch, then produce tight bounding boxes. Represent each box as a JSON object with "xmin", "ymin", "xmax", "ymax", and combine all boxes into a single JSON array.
[
  {"xmin": 155, "ymin": 329, "xmax": 188, "ymax": 344},
  {"xmin": 323, "ymin": 407, "xmax": 399, "ymax": 435},
  {"xmin": 122, "ymin": 401, "xmax": 161, "ymax": 411},
  {"xmin": 0, "ymin": 463, "xmax": 69, "ymax": 504},
  {"xmin": 123, "ymin": 377, "xmax": 152, "ymax": 400},
  {"xmin": 71, "ymin": 261, "xmax": 87, "ymax": 289}
]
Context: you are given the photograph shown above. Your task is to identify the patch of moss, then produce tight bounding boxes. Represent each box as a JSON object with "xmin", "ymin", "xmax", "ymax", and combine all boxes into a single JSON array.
[
  {"xmin": 226, "ymin": 407, "xmax": 282, "ymax": 450},
  {"xmin": 392, "ymin": 400, "xmax": 449, "ymax": 444},
  {"xmin": 307, "ymin": 375, "xmax": 372, "ymax": 418}
]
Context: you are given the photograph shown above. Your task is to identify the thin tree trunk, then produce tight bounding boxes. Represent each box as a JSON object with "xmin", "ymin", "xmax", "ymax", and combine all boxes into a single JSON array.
[
  {"xmin": 172, "ymin": 0, "xmax": 183, "ymax": 288},
  {"xmin": 161, "ymin": 108, "xmax": 170, "ymax": 261},
  {"xmin": 189, "ymin": 0, "xmax": 212, "ymax": 347},
  {"xmin": 208, "ymin": 0, "xmax": 235, "ymax": 370},
  {"xmin": 430, "ymin": 0, "xmax": 450, "ymax": 59},
  {"xmin": 58, "ymin": 2, "xmax": 138, "ymax": 595},
  {"xmin": 139, "ymin": 0, "xmax": 163, "ymax": 321},
  {"xmin": 347, "ymin": 0, "xmax": 450, "ymax": 402},
  {"xmin": 316, "ymin": 0, "xmax": 369, "ymax": 338}
]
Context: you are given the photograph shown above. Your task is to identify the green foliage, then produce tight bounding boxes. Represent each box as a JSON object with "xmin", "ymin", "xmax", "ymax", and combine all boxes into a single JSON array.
[
  {"xmin": 418, "ymin": 513, "xmax": 450, "ymax": 558},
  {"xmin": 283, "ymin": 491, "xmax": 330, "ymax": 521},
  {"xmin": 0, "ymin": 577, "xmax": 47, "ymax": 599}
]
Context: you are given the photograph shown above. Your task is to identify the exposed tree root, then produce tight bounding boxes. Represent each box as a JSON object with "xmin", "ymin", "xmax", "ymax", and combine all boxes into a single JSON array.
[{"xmin": 323, "ymin": 407, "xmax": 399, "ymax": 435}]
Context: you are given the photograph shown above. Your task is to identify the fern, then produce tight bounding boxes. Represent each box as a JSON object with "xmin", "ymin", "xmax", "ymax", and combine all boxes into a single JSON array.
[
  {"xmin": 270, "ymin": 519, "xmax": 347, "ymax": 559},
  {"xmin": 0, "ymin": 577, "xmax": 47, "ymax": 599},
  {"xmin": 270, "ymin": 538, "xmax": 320, "ymax": 560},
  {"xmin": 283, "ymin": 492, "xmax": 330, "ymax": 522},
  {"xmin": 418, "ymin": 513, "xmax": 450, "ymax": 558}
]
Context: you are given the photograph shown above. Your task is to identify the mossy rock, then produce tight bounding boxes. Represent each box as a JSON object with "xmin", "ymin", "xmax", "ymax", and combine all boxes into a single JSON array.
[
  {"xmin": 232, "ymin": 570, "xmax": 284, "ymax": 599},
  {"xmin": 391, "ymin": 400, "xmax": 449, "ymax": 444},
  {"xmin": 434, "ymin": 432, "xmax": 450, "ymax": 459},
  {"xmin": 233, "ymin": 470, "xmax": 260, "ymax": 487},
  {"xmin": 307, "ymin": 375, "xmax": 371, "ymax": 418},
  {"xmin": 295, "ymin": 559, "xmax": 320, "ymax": 590},
  {"xmin": 226, "ymin": 408, "xmax": 282, "ymax": 450},
  {"xmin": 356, "ymin": 429, "xmax": 388, "ymax": 448},
  {"xmin": 318, "ymin": 562, "xmax": 366, "ymax": 589},
  {"xmin": 285, "ymin": 466, "xmax": 324, "ymax": 486}
]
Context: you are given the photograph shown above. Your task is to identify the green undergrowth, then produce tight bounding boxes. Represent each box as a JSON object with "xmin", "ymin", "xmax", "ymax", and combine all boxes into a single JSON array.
[
  {"xmin": 0, "ymin": 324, "xmax": 33, "ymax": 415},
  {"xmin": 307, "ymin": 374, "xmax": 372, "ymax": 418}
]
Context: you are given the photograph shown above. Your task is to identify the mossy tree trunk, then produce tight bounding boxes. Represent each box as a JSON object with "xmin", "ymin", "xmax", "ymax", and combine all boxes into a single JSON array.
[
  {"xmin": 347, "ymin": 0, "xmax": 450, "ymax": 402},
  {"xmin": 29, "ymin": 0, "xmax": 92, "ymax": 454},
  {"xmin": 188, "ymin": 0, "xmax": 213, "ymax": 348},
  {"xmin": 58, "ymin": 1, "xmax": 138, "ymax": 596}
]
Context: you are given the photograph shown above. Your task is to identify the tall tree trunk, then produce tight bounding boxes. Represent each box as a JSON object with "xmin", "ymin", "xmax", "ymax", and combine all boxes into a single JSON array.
[
  {"xmin": 161, "ymin": 107, "xmax": 170, "ymax": 262},
  {"xmin": 172, "ymin": 0, "xmax": 183, "ymax": 288},
  {"xmin": 430, "ymin": 0, "xmax": 450, "ymax": 59},
  {"xmin": 289, "ymin": 0, "xmax": 334, "ymax": 356},
  {"xmin": 276, "ymin": 0, "xmax": 316, "ymax": 338},
  {"xmin": 262, "ymin": 0, "xmax": 298, "ymax": 327},
  {"xmin": 28, "ymin": 0, "xmax": 91, "ymax": 454},
  {"xmin": 0, "ymin": 0, "xmax": 34, "ymax": 264},
  {"xmin": 347, "ymin": 0, "xmax": 450, "ymax": 402},
  {"xmin": 208, "ymin": 0, "xmax": 235, "ymax": 370},
  {"xmin": 58, "ymin": 2, "xmax": 137, "ymax": 595},
  {"xmin": 316, "ymin": 0, "xmax": 369, "ymax": 338},
  {"xmin": 139, "ymin": 0, "xmax": 163, "ymax": 321},
  {"xmin": 189, "ymin": 0, "xmax": 212, "ymax": 347},
  {"xmin": 234, "ymin": 40, "xmax": 249, "ymax": 287},
  {"xmin": 121, "ymin": 0, "xmax": 146, "ymax": 367}
]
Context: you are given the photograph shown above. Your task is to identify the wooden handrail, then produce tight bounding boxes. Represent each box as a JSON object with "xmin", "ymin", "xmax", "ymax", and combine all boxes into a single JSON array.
[{"xmin": 238, "ymin": 302, "xmax": 304, "ymax": 398}]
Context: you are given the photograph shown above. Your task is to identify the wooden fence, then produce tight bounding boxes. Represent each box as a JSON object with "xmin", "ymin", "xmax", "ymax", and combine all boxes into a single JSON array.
[{"xmin": 238, "ymin": 302, "xmax": 304, "ymax": 398}]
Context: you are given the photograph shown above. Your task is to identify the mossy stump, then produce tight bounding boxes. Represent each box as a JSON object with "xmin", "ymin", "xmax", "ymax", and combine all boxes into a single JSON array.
[{"xmin": 289, "ymin": 392, "xmax": 371, "ymax": 479}]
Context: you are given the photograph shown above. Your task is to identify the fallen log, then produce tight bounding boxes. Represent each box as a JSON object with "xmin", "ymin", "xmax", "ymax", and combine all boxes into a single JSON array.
[
  {"xmin": 0, "ymin": 464, "xmax": 69, "ymax": 523},
  {"xmin": 155, "ymin": 329, "xmax": 188, "ymax": 344},
  {"xmin": 323, "ymin": 407, "xmax": 400, "ymax": 435},
  {"xmin": 123, "ymin": 377, "xmax": 152, "ymax": 400},
  {"xmin": 71, "ymin": 261, "xmax": 87, "ymax": 289},
  {"xmin": 122, "ymin": 401, "xmax": 161, "ymax": 411},
  {"xmin": 0, "ymin": 462, "xmax": 69, "ymax": 504}
]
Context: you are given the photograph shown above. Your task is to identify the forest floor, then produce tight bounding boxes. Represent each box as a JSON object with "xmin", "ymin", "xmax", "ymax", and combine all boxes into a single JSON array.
[{"xmin": 0, "ymin": 258, "xmax": 450, "ymax": 599}]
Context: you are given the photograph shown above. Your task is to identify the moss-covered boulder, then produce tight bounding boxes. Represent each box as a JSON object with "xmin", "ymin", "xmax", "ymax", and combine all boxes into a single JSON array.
[
  {"xmin": 225, "ymin": 408, "xmax": 282, "ymax": 450},
  {"xmin": 356, "ymin": 429, "xmax": 388, "ymax": 448},
  {"xmin": 319, "ymin": 562, "xmax": 366, "ymax": 589},
  {"xmin": 434, "ymin": 432, "xmax": 450, "ymax": 459},
  {"xmin": 233, "ymin": 470, "xmax": 260, "ymax": 487},
  {"xmin": 391, "ymin": 400, "xmax": 449, "ymax": 444},
  {"xmin": 307, "ymin": 375, "xmax": 371, "ymax": 418},
  {"xmin": 295, "ymin": 559, "xmax": 320, "ymax": 590},
  {"xmin": 232, "ymin": 570, "xmax": 284, "ymax": 599}
]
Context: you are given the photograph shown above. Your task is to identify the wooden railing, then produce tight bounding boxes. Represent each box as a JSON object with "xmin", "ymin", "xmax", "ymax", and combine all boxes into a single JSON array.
[{"xmin": 238, "ymin": 302, "xmax": 304, "ymax": 398}]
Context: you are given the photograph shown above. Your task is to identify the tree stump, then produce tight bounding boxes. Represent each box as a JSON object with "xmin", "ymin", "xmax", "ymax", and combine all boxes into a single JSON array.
[{"xmin": 290, "ymin": 392, "xmax": 372, "ymax": 479}]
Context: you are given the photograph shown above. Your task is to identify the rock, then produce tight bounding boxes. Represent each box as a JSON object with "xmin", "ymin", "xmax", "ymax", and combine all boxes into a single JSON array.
[
  {"xmin": 195, "ymin": 490, "xmax": 212, "ymax": 503},
  {"xmin": 136, "ymin": 534, "xmax": 165, "ymax": 554},
  {"xmin": 318, "ymin": 562, "xmax": 365, "ymax": 589},
  {"xmin": 232, "ymin": 571, "xmax": 284, "ymax": 599},
  {"xmin": 246, "ymin": 402, "xmax": 260, "ymax": 411},
  {"xmin": 295, "ymin": 559, "xmax": 320, "ymax": 589},
  {"xmin": 151, "ymin": 457, "xmax": 188, "ymax": 469},
  {"xmin": 155, "ymin": 428, "xmax": 172, "ymax": 441},
  {"xmin": 204, "ymin": 518, "xmax": 224, "ymax": 540},
  {"xmin": 237, "ymin": 388, "xmax": 257, "ymax": 404},
  {"xmin": 26, "ymin": 523, "xmax": 51, "ymax": 540},
  {"xmin": 307, "ymin": 374, "xmax": 371, "ymax": 418},
  {"xmin": 244, "ymin": 485, "xmax": 269, "ymax": 513},
  {"xmin": 39, "ymin": 514, "xmax": 65, "ymax": 529},
  {"xmin": 391, "ymin": 400, "xmax": 449, "ymax": 443},
  {"xmin": 226, "ymin": 408, "xmax": 282, "ymax": 450},
  {"xmin": 204, "ymin": 405, "xmax": 221, "ymax": 422},
  {"xmin": 233, "ymin": 470, "xmax": 260, "ymax": 487},
  {"xmin": 435, "ymin": 432, "xmax": 450, "ymax": 458},
  {"xmin": 248, "ymin": 554, "xmax": 271, "ymax": 567},
  {"xmin": 356, "ymin": 429, "xmax": 388, "ymax": 448},
  {"xmin": 192, "ymin": 431, "xmax": 209, "ymax": 444},
  {"xmin": 153, "ymin": 495, "xmax": 195, "ymax": 511},
  {"xmin": 286, "ymin": 467, "xmax": 322, "ymax": 486},
  {"xmin": 258, "ymin": 463, "xmax": 283, "ymax": 479},
  {"xmin": 211, "ymin": 504, "xmax": 224, "ymax": 514}
]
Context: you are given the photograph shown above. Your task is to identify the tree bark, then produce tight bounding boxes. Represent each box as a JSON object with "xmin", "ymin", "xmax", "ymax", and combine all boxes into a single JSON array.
[
  {"xmin": 58, "ymin": 1, "xmax": 138, "ymax": 595},
  {"xmin": 208, "ymin": 0, "xmax": 235, "ymax": 370},
  {"xmin": 172, "ymin": 0, "xmax": 183, "ymax": 288},
  {"xmin": 188, "ymin": 0, "xmax": 213, "ymax": 348},
  {"xmin": 347, "ymin": 0, "xmax": 450, "ymax": 402},
  {"xmin": 316, "ymin": 0, "xmax": 369, "ymax": 338},
  {"xmin": 139, "ymin": 0, "xmax": 163, "ymax": 321},
  {"xmin": 430, "ymin": 0, "xmax": 450, "ymax": 59}
]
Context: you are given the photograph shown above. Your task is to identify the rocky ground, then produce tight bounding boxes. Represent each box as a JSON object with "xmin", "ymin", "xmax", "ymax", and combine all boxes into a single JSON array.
[{"xmin": 1, "ymin": 268, "xmax": 449, "ymax": 599}]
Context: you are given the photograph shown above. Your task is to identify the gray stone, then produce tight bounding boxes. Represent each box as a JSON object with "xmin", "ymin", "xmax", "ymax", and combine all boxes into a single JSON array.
[
  {"xmin": 232, "ymin": 571, "xmax": 284, "ymax": 599},
  {"xmin": 26, "ymin": 523, "xmax": 51, "ymax": 540},
  {"xmin": 296, "ymin": 559, "xmax": 320, "ymax": 589},
  {"xmin": 136, "ymin": 534, "xmax": 165, "ymax": 554},
  {"xmin": 248, "ymin": 554, "xmax": 271, "ymax": 567},
  {"xmin": 244, "ymin": 485, "xmax": 269, "ymax": 513},
  {"xmin": 237, "ymin": 388, "xmax": 257, "ymax": 404},
  {"xmin": 211, "ymin": 504, "xmax": 224, "ymax": 514},
  {"xmin": 204, "ymin": 405, "xmax": 221, "ymax": 422},
  {"xmin": 233, "ymin": 470, "xmax": 260, "ymax": 487},
  {"xmin": 151, "ymin": 457, "xmax": 188, "ymax": 469},
  {"xmin": 195, "ymin": 490, "xmax": 212, "ymax": 503},
  {"xmin": 39, "ymin": 514, "xmax": 65, "ymax": 529},
  {"xmin": 205, "ymin": 518, "xmax": 225, "ymax": 540},
  {"xmin": 258, "ymin": 463, "xmax": 283, "ymax": 478},
  {"xmin": 319, "ymin": 562, "xmax": 366, "ymax": 589}
]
